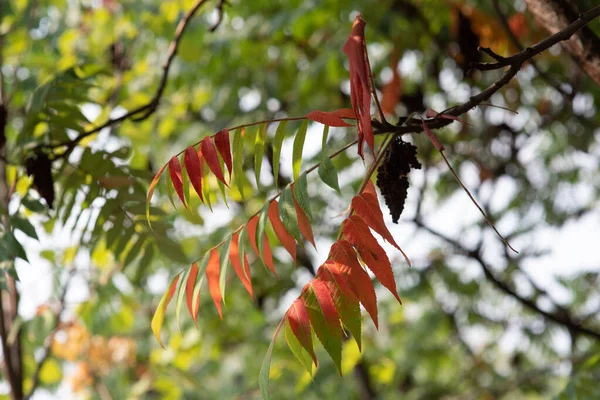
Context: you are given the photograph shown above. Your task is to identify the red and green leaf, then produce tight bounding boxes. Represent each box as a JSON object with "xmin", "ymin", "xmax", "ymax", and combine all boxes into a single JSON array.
[
  {"xmin": 168, "ymin": 156, "xmax": 187, "ymax": 208},
  {"xmin": 151, "ymin": 274, "xmax": 180, "ymax": 348},
  {"xmin": 200, "ymin": 136, "xmax": 229, "ymax": 186},
  {"xmin": 268, "ymin": 201, "xmax": 297, "ymax": 261},
  {"xmin": 287, "ymin": 298, "xmax": 317, "ymax": 366},
  {"xmin": 293, "ymin": 191, "xmax": 315, "ymax": 247},
  {"xmin": 230, "ymin": 232, "xmax": 253, "ymax": 299},
  {"xmin": 329, "ymin": 240, "xmax": 378, "ymax": 328},
  {"xmin": 284, "ymin": 317, "xmax": 315, "ymax": 374},
  {"xmin": 247, "ymin": 215, "xmax": 276, "ymax": 275},
  {"xmin": 306, "ymin": 110, "xmax": 353, "ymax": 127},
  {"xmin": 146, "ymin": 162, "xmax": 168, "ymax": 226},
  {"xmin": 343, "ymin": 216, "xmax": 401, "ymax": 303},
  {"xmin": 186, "ymin": 262, "xmax": 200, "ymax": 323}
]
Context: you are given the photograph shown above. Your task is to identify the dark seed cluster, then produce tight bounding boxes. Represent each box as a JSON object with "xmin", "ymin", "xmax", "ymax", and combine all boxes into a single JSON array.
[
  {"xmin": 376, "ymin": 137, "xmax": 421, "ymax": 223},
  {"xmin": 25, "ymin": 152, "xmax": 55, "ymax": 209}
]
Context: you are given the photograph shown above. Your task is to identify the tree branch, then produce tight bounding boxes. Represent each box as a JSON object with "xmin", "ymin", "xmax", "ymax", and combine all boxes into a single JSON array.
[
  {"xmin": 47, "ymin": 0, "xmax": 224, "ymax": 160},
  {"xmin": 372, "ymin": 5, "xmax": 600, "ymax": 137}
]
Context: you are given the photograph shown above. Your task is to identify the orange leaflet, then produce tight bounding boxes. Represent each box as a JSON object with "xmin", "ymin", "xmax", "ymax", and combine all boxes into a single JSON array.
[
  {"xmin": 287, "ymin": 298, "xmax": 317, "ymax": 366},
  {"xmin": 230, "ymin": 233, "xmax": 253, "ymax": 299},
  {"xmin": 205, "ymin": 249, "xmax": 223, "ymax": 318},
  {"xmin": 268, "ymin": 201, "xmax": 297, "ymax": 261},
  {"xmin": 168, "ymin": 156, "xmax": 187, "ymax": 208},
  {"xmin": 329, "ymin": 240, "xmax": 378, "ymax": 328},
  {"xmin": 343, "ymin": 216, "xmax": 401, "ymax": 304},
  {"xmin": 186, "ymin": 263, "xmax": 200, "ymax": 324},
  {"xmin": 147, "ymin": 162, "xmax": 168, "ymax": 225},
  {"xmin": 331, "ymin": 108, "xmax": 357, "ymax": 119},
  {"xmin": 292, "ymin": 194, "xmax": 315, "ymax": 248},
  {"xmin": 343, "ymin": 14, "xmax": 374, "ymax": 159},
  {"xmin": 183, "ymin": 146, "xmax": 204, "ymax": 203},
  {"xmin": 305, "ymin": 110, "xmax": 353, "ymax": 127},
  {"xmin": 213, "ymin": 129, "xmax": 233, "ymax": 181},
  {"xmin": 200, "ymin": 136, "xmax": 229, "ymax": 186},
  {"xmin": 362, "ymin": 179, "xmax": 377, "ymax": 196},
  {"xmin": 352, "ymin": 193, "xmax": 400, "ymax": 250},
  {"xmin": 247, "ymin": 215, "xmax": 276, "ymax": 275}
]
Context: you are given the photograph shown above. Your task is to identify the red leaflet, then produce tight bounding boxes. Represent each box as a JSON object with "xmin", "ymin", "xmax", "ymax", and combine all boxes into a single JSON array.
[
  {"xmin": 292, "ymin": 194, "xmax": 316, "ymax": 248},
  {"xmin": 287, "ymin": 298, "xmax": 317, "ymax": 366},
  {"xmin": 206, "ymin": 249, "xmax": 223, "ymax": 318},
  {"xmin": 421, "ymin": 118, "xmax": 445, "ymax": 151},
  {"xmin": 168, "ymin": 156, "xmax": 187, "ymax": 208},
  {"xmin": 214, "ymin": 129, "xmax": 233, "ymax": 181},
  {"xmin": 343, "ymin": 216, "xmax": 401, "ymax": 303},
  {"xmin": 329, "ymin": 240, "xmax": 378, "ymax": 327},
  {"xmin": 352, "ymin": 193, "xmax": 400, "ymax": 250},
  {"xmin": 268, "ymin": 201, "xmax": 297, "ymax": 261},
  {"xmin": 230, "ymin": 233, "xmax": 253, "ymax": 299},
  {"xmin": 247, "ymin": 216, "xmax": 276, "ymax": 275},
  {"xmin": 343, "ymin": 14, "xmax": 374, "ymax": 159},
  {"xmin": 362, "ymin": 180, "xmax": 377, "ymax": 197},
  {"xmin": 147, "ymin": 162, "xmax": 168, "ymax": 206},
  {"xmin": 310, "ymin": 279, "xmax": 341, "ymax": 335},
  {"xmin": 306, "ymin": 110, "xmax": 353, "ymax": 127},
  {"xmin": 186, "ymin": 263, "xmax": 200, "ymax": 324},
  {"xmin": 183, "ymin": 146, "xmax": 204, "ymax": 203},
  {"xmin": 200, "ymin": 136, "xmax": 229, "ymax": 186},
  {"xmin": 331, "ymin": 108, "xmax": 357, "ymax": 120}
]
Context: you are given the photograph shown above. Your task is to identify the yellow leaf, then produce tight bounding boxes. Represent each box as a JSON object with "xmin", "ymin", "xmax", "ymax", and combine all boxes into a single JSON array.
[
  {"xmin": 39, "ymin": 358, "xmax": 63, "ymax": 384},
  {"xmin": 151, "ymin": 275, "xmax": 180, "ymax": 348}
]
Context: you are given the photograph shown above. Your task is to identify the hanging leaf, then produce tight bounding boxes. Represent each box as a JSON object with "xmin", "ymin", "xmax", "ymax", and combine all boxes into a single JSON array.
[
  {"xmin": 184, "ymin": 145, "xmax": 204, "ymax": 202},
  {"xmin": 214, "ymin": 129, "xmax": 233, "ymax": 181},
  {"xmin": 186, "ymin": 262, "xmax": 200, "ymax": 321},
  {"xmin": 329, "ymin": 240, "xmax": 378, "ymax": 328},
  {"xmin": 175, "ymin": 268, "xmax": 190, "ymax": 330},
  {"xmin": 259, "ymin": 318, "xmax": 285, "ymax": 400},
  {"xmin": 268, "ymin": 201, "xmax": 297, "ymax": 261},
  {"xmin": 343, "ymin": 216, "xmax": 401, "ymax": 303},
  {"xmin": 318, "ymin": 157, "xmax": 341, "ymax": 193},
  {"xmin": 181, "ymin": 155, "xmax": 192, "ymax": 210},
  {"xmin": 238, "ymin": 226, "xmax": 251, "ymax": 282},
  {"xmin": 247, "ymin": 215, "xmax": 276, "ymax": 275},
  {"xmin": 233, "ymin": 128, "xmax": 246, "ymax": 200},
  {"xmin": 216, "ymin": 153, "xmax": 229, "ymax": 207},
  {"xmin": 205, "ymin": 248, "xmax": 223, "ymax": 318},
  {"xmin": 305, "ymin": 280, "xmax": 342, "ymax": 373},
  {"xmin": 219, "ymin": 235, "xmax": 233, "ymax": 303},
  {"xmin": 321, "ymin": 124, "xmax": 330, "ymax": 152},
  {"xmin": 146, "ymin": 163, "xmax": 168, "ymax": 226},
  {"xmin": 316, "ymin": 261, "xmax": 362, "ymax": 350},
  {"xmin": 151, "ymin": 274, "xmax": 180, "ymax": 348},
  {"xmin": 168, "ymin": 156, "xmax": 187, "ymax": 208},
  {"xmin": 287, "ymin": 298, "xmax": 317, "ymax": 366},
  {"xmin": 306, "ymin": 110, "xmax": 353, "ymax": 127},
  {"xmin": 292, "ymin": 173, "xmax": 312, "ymax": 221},
  {"xmin": 284, "ymin": 317, "xmax": 314, "ymax": 374},
  {"xmin": 200, "ymin": 154, "xmax": 213, "ymax": 212},
  {"xmin": 272, "ymin": 121, "xmax": 287, "ymax": 187},
  {"xmin": 292, "ymin": 120, "xmax": 308, "ymax": 181},
  {"xmin": 292, "ymin": 191, "xmax": 315, "ymax": 247},
  {"xmin": 343, "ymin": 14, "xmax": 374, "ymax": 159},
  {"xmin": 421, "ymin": 118, "xmax": 445, "ymax": 151},
  {"xmin": 254, "ymin": 123, "xmax": 267, "ymax": 187},
  {"xmin": 165, "ymin": 171, "xmax": 178, "ymax": 210},
  {"xmin": 230, "ymin": 232, "xmax": 253, "ymax": 298},
  {"xmin": 278, "ymin": 186, "xmax": 302, "ymax": 244},
  {"xmin": 200, "ymin": 136, "xmax": 229, "ymax": 186},
  {"xmin": 256, "ymin": 204, "xmax": 272, "ymax": 272}
]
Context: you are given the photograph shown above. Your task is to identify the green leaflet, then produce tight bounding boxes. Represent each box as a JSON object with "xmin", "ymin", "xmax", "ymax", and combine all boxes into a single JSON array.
[
  {"xmin": 233, "ymin": 128, "xmax": 245, "ymax": 200},
  {"xmin": 259, "ymin": 318, "xmax": 285, "ymax": 400},
  {"xmin": 166, "ymin": 171, "xmax": 178, "ymax": 210},
  {"xmin": 272, "ymin": 120, "xmax": 287, "ymax": 188},
  {"xmin": 11, "ymin": 215, "xmax": 38, "ymax": 240},
  {"xmin": 278, "ymin": 186, "xmax": 302, "ymax": 243},
  {"xmin": 292, "ymin": 173, "xmax": 312, "ymax": 221},
  {"xmin": 292, "ymin": 120, "xmax": 308, "ymax": 181},
  {"xmin": 217, "ymin": 154, "xmax": 229, "ymax": 208},
  {"xmin": 175, "ymin": 267, "xmax": 191, "ymax": 330},
  {"xmin": 321, "ymin": 124, "xmax": 330, "ymax": 154},
  {"xmin": 304, "ymin": 288, "xmax": 342, "ymax": 373},
  {"xmin": 254, "ymin": 123, "xmax": 267, "ymax": 188},
  {"xmin": 284, "ymin": 318, "xmax": 314, "ymax": 375},
  {"xmin": 238, "ymin": 226, "xmax": 250, "ymax": 281},
  {"xmin": 256, "ymin": 203, "xmax": 270, "ymax": 262},
  {"xmin": 123, "ymin": 235, "xmax": 145, "ymax": 267},
  {"xmin": 219, "ymin": 235, "xmax": 232, "ymax": 304},
  {"xmin": 151, "ymin": 273, "xmax": 181, "ymax": 348},
  {"xmin": 202, "ymin": 168, "xmax": 213, "ymax": 212},
  {"xmin": 318, "ymin": 157, "xmax": 341, "ymax": 193}
]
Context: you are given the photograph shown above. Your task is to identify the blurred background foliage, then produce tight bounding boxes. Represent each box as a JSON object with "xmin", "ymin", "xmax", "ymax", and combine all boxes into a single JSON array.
[{"xmin": 0, "ymin": 0, "xmax": 599, "ymax": 399}]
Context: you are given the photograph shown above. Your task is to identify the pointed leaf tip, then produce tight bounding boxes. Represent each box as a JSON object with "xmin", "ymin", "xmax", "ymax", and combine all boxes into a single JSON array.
[
  {"xmin": 151, "ymin": 274, "xmax": 180, "ymax": 348},
  {"xmin": 201, "ymin": 136, "xmax": 229, "ymax": 187},
  {"xmin": 306, "ymin": 110, "xmax": 353, "ymax": 127},
  {"xmin": 206, "ymin": 249, "xmax": 223, "ymax": 318},
  {"xmin": 214, "ymin": 129, "xmax": 233, "ymax": 181},
  {"xmin": 168, "ymin": 156, "xmax": 187, "ymax": 208}
]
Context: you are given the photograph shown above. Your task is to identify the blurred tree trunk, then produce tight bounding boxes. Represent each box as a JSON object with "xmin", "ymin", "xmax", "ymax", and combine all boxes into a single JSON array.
[{"xmin": 524, "ymin": 0, "xmax": 600, "ymax": 86}]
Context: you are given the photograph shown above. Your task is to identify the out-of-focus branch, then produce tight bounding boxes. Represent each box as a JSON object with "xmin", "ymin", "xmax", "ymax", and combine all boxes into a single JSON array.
[
  {"xmin": 48, "ymin": 0, "xmax": 225, "ymax": 160},
  {"xmin": 24, "ymin": 270, "xmax": 76, "ymax": 400},
  {"xmin": 373, "ymin": 5, "xmax": 600, "ymax": 137}
]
